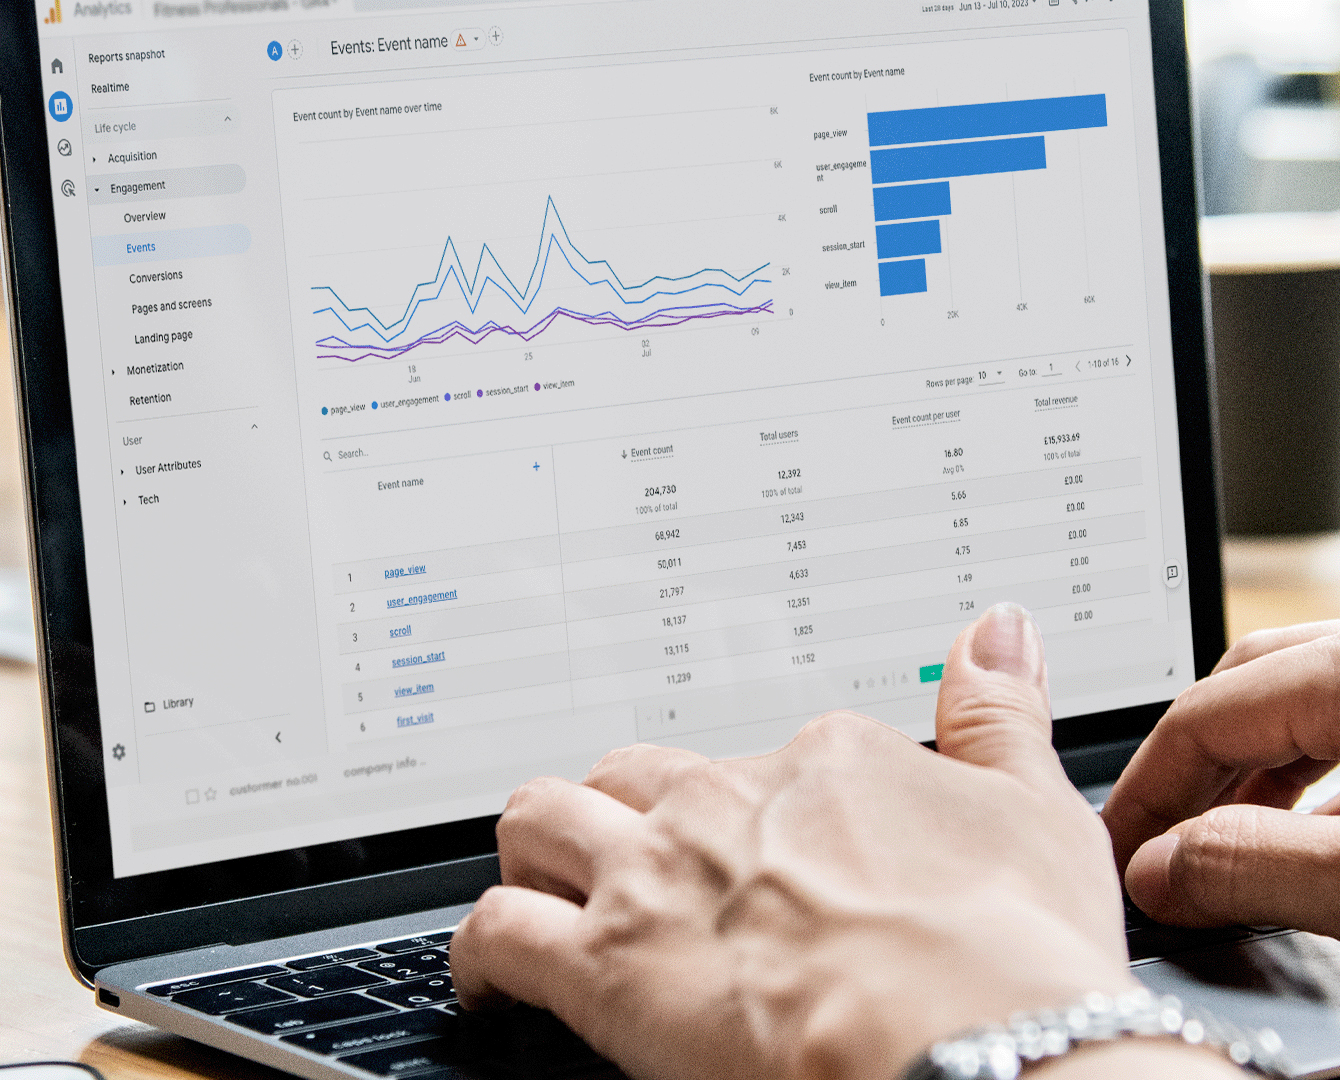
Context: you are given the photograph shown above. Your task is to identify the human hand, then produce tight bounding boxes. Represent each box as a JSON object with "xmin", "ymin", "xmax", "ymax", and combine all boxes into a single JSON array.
[
  {"xmin": 449, "ymin": 605, "xmax": 1150, "ymax": 1080},
  {"xmin": 1103, "ymin": 621, "xmax": 1340, "ymax": 934}
]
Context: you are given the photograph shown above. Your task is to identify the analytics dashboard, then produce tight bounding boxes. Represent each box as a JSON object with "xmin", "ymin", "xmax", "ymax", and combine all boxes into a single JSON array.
[{"xmin": 33, "ymin": 0, "xmax": 1195, "ymax": 877}]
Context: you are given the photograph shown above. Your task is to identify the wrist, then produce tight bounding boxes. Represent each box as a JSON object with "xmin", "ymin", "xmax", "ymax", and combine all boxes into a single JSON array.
[
  {"xmin": 793, "ymin": 948, "xmax": 1136, "ymax": 1080},
  {"xmin": 1030, "ymin": 1039, "xmax": 1244, "ymax": 1080},
  {"xmin": 899, "ymin": 989, "xmax": 1290, "ymax": 1080}
]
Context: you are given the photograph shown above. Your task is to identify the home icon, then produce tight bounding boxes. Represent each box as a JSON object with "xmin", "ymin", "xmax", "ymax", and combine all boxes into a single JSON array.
[{"xmin": 51, "ymin": 58, "xmax": 63, "ymax": 74}]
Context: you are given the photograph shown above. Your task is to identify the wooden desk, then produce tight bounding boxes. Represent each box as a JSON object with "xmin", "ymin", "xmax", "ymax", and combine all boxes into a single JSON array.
[{"xmin": 0, "ymin": 581, "xmax": 1336, "ymax": 1079}]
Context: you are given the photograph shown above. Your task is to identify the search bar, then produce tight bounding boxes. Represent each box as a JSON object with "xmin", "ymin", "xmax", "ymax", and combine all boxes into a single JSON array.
[{"xmin": 325, "ymin": 447, "xmax": 371, "ymax": 464}]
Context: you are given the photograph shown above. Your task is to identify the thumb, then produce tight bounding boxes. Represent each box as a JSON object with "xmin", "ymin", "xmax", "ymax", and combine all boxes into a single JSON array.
[
  {"xmin": 1126, "ymin": 805, "xmax": 1340, "ymax": 936},
  {"xmin": 935, "ymin": 603, "xmax": 1063, "ymax": 790}
]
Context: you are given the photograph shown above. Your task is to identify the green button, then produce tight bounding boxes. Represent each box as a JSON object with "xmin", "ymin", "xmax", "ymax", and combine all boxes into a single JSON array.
[{"xmin": 919, "ymin": 664, "xmax": 944, "ymax": 684}]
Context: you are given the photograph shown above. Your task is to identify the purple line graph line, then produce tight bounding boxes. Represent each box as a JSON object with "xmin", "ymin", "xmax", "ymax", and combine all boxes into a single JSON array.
[{"xmin": 317, "ymin": 300, "xmax": 775, "ymax": 362}]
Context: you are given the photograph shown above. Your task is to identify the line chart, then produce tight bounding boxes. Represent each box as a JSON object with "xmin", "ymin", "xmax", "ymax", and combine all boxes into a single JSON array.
[{"xmin": 311, "ymin": 197, "xmax": 773, "ymax": 361}]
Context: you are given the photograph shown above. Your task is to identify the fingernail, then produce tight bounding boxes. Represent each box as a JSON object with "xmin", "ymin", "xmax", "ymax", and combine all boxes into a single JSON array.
[
  {"xmin": 1127, "ymin": 831, "xmax": 1179, "ymax": 913},
  {"xmin": 970, "ymin": 603, "xmax": 1044, "ymax": 678}
]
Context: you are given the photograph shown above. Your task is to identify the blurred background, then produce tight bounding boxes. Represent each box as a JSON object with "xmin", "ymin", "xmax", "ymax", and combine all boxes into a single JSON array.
[
  {"xmin": 1191, "ymin": 0, "xmax": 1340, "ymax": 217},
  {"xmin": 0, "ymin": 274, "xmax": 36, "ymax": 663},
  {"xmin": 1188, "ymin": 0, "xmax": 1340, "ymax": 623}
]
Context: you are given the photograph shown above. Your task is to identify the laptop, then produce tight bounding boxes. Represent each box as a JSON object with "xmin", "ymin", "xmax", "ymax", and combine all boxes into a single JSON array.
[{"xmin": 4, "ymin": 0, "xmax": 1340, "ymax": 1075}]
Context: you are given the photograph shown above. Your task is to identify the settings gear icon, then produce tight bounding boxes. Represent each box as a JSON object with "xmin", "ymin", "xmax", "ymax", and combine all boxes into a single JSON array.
[{"xmin": 111, "ymin": 743, "xmax": 126, "ymax": 761}]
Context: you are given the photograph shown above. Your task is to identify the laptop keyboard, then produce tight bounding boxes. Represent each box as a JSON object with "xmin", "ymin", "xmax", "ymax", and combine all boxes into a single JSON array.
[
  {"xmin": 137, "ymin": 913, "xmax": 1287, "ymax": 1077},
  {"xmin": 1123, "ymin": 897, "xmax": 1269, "ymax": 962},
  {"xmin": 138, "ymin": 929, "xmax": 620, "ymax": 1080}
]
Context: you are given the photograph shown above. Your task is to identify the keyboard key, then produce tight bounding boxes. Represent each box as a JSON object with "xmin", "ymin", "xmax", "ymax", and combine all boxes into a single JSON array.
[
  {"xmin": 339, "ymin": 1036, "xmax": 466, "ymax": 1075},
  {"xmin": 1126, "ymin": 924, "xmax": 1253, "ymax": 963},
  {"xmin": 386, "ymin": 1066, "xmax": 486, "ymax": 1080},
  {"xmin": 359, "ymin": 951, "xmax": 451, "ymax": 981},
  {"xmin": 269, "ymin": 966, "xmax": 389, "ymax": 997},
  {"xmin": 227, "ymin": 992, "xmax": 394, "ymax": 1035},
  {"xmin": 286, "ymin": 949, "xmax": 380, "ymax": 971},
  {"xmin": 172, "ymin": 981, "xmax": 295, "ymax": 1015},
  {"xmin": 145, "ymin": 965, "xmax": 288, "ymax": 997},
  {"xmin": 1123, "ymin": 897, "xmax": 1156, "ymax": 932},
  {"xmin": 365, "ymin": 975, "xmax": 454, "ymax": 1008},
  {"xmin": 375, "ymin": 933, "xmax": 454, "ymax": 954},
  {"xmin": 281, "ymin": 1009, "xmax": 453, "ymax": 1056}
]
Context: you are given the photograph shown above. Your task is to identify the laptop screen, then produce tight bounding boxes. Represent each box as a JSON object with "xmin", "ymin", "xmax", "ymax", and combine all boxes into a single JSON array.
[{"xmin": 30, "ymin": 0, "xmax": 1196, "ymax": 880}]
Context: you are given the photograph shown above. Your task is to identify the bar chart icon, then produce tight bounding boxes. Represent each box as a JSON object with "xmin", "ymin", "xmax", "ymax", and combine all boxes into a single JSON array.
[{"xmin": 868, "ymin": 94, "xmax": 1108, "ymax": 297}]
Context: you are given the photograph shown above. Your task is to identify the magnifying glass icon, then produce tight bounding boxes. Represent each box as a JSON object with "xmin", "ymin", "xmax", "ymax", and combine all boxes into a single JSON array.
[{"xmin": 323, "ymin": 451, "xmax": 332, "ymax": 462}]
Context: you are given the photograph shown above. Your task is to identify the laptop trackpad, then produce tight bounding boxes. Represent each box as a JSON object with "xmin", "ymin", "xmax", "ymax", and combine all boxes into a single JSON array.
[{"xmin": 1136, "ymin": 931, "xmax": 1340, "ymax": 1078}]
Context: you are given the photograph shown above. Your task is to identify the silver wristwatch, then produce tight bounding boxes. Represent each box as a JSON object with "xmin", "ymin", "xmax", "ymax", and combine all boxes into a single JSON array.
[{"xmin": 902, "ymin": 989, "xmax": 1292, "ymax": 1080}]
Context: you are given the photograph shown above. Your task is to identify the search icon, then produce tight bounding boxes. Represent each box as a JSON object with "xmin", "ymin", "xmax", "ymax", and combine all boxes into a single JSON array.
[{"xmin": 323, "ymin": 451, "xmax": 332, "ymax": 462}]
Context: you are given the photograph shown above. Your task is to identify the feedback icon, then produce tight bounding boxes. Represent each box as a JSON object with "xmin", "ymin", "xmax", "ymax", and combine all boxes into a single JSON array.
[{"xmin": 48, "ymin": 91, "xmax": 72, "ymax": 121}]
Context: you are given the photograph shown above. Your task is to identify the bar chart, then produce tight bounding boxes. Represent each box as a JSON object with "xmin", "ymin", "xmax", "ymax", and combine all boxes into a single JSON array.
[{"xmin": 868, "ymin": 95, "xmax": 1109, "ymax": 297}]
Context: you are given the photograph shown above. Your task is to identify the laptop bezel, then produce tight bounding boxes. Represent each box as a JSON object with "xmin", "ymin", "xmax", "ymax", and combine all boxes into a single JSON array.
[{"xmin": 0, "ymin": 0, "xmax": 1223, "ymax": 985}]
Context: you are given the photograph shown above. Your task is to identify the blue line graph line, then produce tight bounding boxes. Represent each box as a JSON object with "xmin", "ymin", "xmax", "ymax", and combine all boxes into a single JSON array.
[{"xmin": 312, "ymin": 197, "xmax": 772, "ymax": 354}]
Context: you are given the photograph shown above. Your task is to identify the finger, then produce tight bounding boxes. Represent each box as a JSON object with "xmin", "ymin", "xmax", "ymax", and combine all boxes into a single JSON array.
[
  {"xmin": 1212, "ymin": 622, "xmax": 1340, "ymax": 674},
  {"xmin": 1124, "ymin": 805, "xmax": 1340, "ymax": 936},
  {"xmin": 583, "ymin": 742, "xmax": 710, "ymax": 812},
  {"xmin": 1225, "ymin": 757, "xmax": 1340, "ymax": 810},
  {"xmin": 935, "ymin": 603, "xmax": 1064, "ymax": 792},
  {"xmin": 1103, "ymin": 634, "xmax": 1340, "ymax": 875},
  {"xmin": 450, "ymin": 886, "xmax": 583, "ymax": 1013},
  {"xmin": 497, "ymin": 776, "xmax": 643, "ymax": 901}
]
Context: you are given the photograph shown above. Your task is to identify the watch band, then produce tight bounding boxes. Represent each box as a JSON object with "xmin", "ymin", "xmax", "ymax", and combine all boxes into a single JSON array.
[{"xmin": 902, "ymin": 988, "xmax": 1291, "ymax": 1080}]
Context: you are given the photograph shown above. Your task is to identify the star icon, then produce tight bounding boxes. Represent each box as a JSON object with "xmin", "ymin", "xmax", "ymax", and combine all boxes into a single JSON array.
[
  {"xmin": 204, "ymin": 788, "xmax": 217, "ymax": 802},
  {"xmin": 111, "ymin": 743, "xmax": 126, "ymax": 761}
]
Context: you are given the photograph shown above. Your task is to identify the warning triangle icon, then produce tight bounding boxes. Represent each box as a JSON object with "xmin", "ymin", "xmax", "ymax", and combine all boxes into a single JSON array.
[{"xmin": 456, "ymin": 33, "xmax": 466, "ymax": 46}]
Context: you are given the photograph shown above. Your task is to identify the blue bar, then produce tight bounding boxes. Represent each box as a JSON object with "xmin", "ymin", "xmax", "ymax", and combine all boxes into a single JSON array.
[
  {"xmin": 868, "ymin": 94, "xmax": 1107, "ymax": 147},
  {"xmin": 872, "ymin": 136, "xmax": 1046, "ymax": 184},
  {"xmin": 878, "ymin": 259, "xmax": 928, "ymax": 297},
  {"xmin": 873, "ymin": 181, "xmax": 952, "ymax": 222},
  {"xmin": 877, "ymin": 219, "xmax": 941, "ymax": 259}
]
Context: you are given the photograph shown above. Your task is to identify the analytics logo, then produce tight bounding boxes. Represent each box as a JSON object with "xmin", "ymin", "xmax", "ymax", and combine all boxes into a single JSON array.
[{"xmin": 42, "ymin": 0, "xmax": 133, "ymax": 21}]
